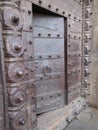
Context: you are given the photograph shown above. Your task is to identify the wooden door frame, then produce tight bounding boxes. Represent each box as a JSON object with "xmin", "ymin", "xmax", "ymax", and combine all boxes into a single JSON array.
[{"xmin": 0, "ymin": 0, "xmax": 91, "ymax": 130}]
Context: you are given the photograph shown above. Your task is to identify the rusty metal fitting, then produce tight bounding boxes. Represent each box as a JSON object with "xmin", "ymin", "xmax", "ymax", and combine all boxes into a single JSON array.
[
  {"xmin": 56, "ymin": 8, "xmax": 59, "ymax": 11},
  {"xmin": 62, "ymin": 11, "xmax": 65, "ymax": 14},
  {"xmin": 68, "ymin": 14, "xmax": 71, "ymax": 17},
  {"xmin": 68, "ymin": 24, "xmax": 71, "ymax": 27},
  {"xmin": 66, "ymin": 117, "xmax": 72, "ymax": 123},
  {"xmin": 38, "ymin": 33, "xmax": 41, "ymax": 36},
  {"xmin": 49, "ymin": 55, "xmax": 51, "ymax": 58},
  {"xmin": 30, "ymin": 26, "xmax": 33, "ymax": 29},
  {"xmin": 74, "ymin": 111, "xmax": 79, "ymax": 115},
  {"xmin": 14, "ymin": 44, "xmax": 22, "ymax": 51},
  {"xmin": 57, "ymin": 55, "xmax": 60, "ymax": 58},
  {"xmin": 90, "ymin": 12, "xmax": 93, "ymax": 15},
  {"xmin": 79, "ymin": 37, "xmax": 81, "ymax": 39},
  {"xmin": 68, "ymin": 44, "xmax": 71, "ymax": 47},
  {"xmin": 11, "ymin": 15, "xmax": 19, "ymax": 24},
  {"xmin": 68, "ymin": 34, "xmax": 71, "ymax": 37},
  {"xmin": 28, "ymin": 10, "xmax": 31, "ymax": 14},
  {"xmin": 39, "ymin": 0, "xmax": 42, "ymax": 4},
  {"xmin": 48, "ymin": 5, "xmax": 51, "ymax": 8},
  {"xmin": 16, "ymin": 71, "xmax": 23, "ymax": 77},
  {"xmin": 57, "ymin": 34, "xmax": 60, "ymax": 37},
  {"xmin": 39, "ymin": 55, "xmax": 42, "ymax": 59},
  {"xmin": 29, "ymin": 41, "xmax": 32, "ymax": 44},
  {"xmin": 19, "ymin": 118, "xmax": 25, "ymax": 125},
  {"xmin": 48, "ymin": 34, "xmax": 51, "ymax": 37}
]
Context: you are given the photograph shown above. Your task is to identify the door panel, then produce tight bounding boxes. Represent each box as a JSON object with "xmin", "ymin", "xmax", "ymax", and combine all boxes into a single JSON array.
[
  {"xmin": 35, "ymin": 77, "xmax": 65, "ymax": 95},
  {"xmin": 34, "ymin": 58, "xmax": 64, "ymax": 78},
  {"xmin": 33, "ymin": 14, "xmax": 66, "ymax": 114},
  {"xmin": 34, "ymin": 38, "xmax": 64, "ymax": 55},
  {"xmin": 36, "ymin": 91, "xmax": 65, "ymax": 114},
  {"xmin": 33, "ymin": 14, "xmax": 64, "ymax": 38}
]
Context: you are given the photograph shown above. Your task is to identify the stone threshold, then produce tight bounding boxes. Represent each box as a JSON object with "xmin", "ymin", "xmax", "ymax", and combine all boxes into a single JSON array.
[{"xmin": 36, "ymin": 97, "xmax": 86, "ymax": 130}]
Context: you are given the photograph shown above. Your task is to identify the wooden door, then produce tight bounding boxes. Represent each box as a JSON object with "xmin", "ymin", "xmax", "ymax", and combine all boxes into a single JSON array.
[{"xmin": 33, "ymin": 14, "xmax": 66, "ymax": 114}]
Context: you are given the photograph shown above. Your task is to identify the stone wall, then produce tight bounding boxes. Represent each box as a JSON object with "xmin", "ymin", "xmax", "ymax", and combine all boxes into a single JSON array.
[{"xmin": 89, "ymin": 0, "xmax": 98, "ymax": 107}]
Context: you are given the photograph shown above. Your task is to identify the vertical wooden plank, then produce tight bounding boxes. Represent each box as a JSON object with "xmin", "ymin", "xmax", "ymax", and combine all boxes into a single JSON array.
[{"xmin": 0, "ymin": 0, "xmax": 36, "ymax": 130}]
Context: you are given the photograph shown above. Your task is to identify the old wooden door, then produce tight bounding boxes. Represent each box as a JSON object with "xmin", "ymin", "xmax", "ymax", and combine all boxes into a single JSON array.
[{"xmin": 33, "ymin": 14, "xmax": 66, "ymax": 114}]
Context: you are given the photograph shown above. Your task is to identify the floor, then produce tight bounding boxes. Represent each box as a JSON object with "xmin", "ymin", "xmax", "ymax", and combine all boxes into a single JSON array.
[{"xmin": 65, "ymin": 107, "xmax": 98, "ymax": 130}]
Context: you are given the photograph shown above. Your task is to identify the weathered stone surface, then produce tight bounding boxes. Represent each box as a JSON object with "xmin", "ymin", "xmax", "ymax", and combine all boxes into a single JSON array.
[
  {"xmin": 89, "ymin": 0, "xmax": 98, "ymax": 107},
  {"xmin": 65, "ymin": 107, "xmax": 98, "ymax": 130},
  {"xmin": 37, "ymin": 97, "xmax": 86, "ymax": 130}
]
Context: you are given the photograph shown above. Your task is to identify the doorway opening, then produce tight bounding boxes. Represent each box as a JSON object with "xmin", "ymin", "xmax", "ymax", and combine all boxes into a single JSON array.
[{"xmin": 32, "ymin": 4, "xmax": 67, "ymax": 115}]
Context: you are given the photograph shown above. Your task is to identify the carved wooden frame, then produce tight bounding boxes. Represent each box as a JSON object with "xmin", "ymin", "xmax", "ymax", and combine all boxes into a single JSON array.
[{"xmin": 0, "ymin": 0, "xmax": 93, "ymax": 130}]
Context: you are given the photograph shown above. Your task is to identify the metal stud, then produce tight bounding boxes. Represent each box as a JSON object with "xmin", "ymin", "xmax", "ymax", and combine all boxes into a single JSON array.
[
  {"xmin": 19, "ymin": 118, "xmax": 25, "ymax": 125},
  {"xmin": 90, "ymin": 12, "xmax": 93, "ymax": 15},
  {"xmin": 50, "ymin": 95, "xmax": 52, "ymax": 98},
  {"xmin": 68, "ymin": 34, "xmax": 71, "ymax": 37},
  {"xmin": 16, "ymin": 71, "xmax": 23, "ymax": 77},
  {"xmin": 11, "ymin": 15, "xmax": 19, "ymax": 24},
  {"xmin": 79, "ymin": 37, "xmax": 81, "ymax": 40},
  {"xmin": 58, "ymin": 94, "xmax": 61, "ymax": 96},
  {"xmin": 28, "ymin": 10, "xmax": 31, "ymax": 14},
  {"xmin": 57, "ymin": 55, "xmax": 60, "ymax": 58},
  {"xmin": 29, "ymin": 41, "xmax": 32, "ymax": 44},
  {"xmin": 68, "ymin": 14, "xmax": 71, "ymax": 17},
  {"xmin": 57, "ymin": 34, "xmax": 60, "ymax": 37},
  {"xmin": 56, "ymin": 8, "xmax": 59, "ymax": 11},
  {"xmin": 49, "ymin": 55, "xmax": 51, "ymax": 58},
  {"xmin": 68, "ymin": 45, "xmax": 71, "ymax": 47},
  {"xmin": 14, "ymin": 45, "xmax": 22, "ymax": 51},
  {"xmin": 32, "ymin": 96, "xmax": 35, "ymax": 100},
  {"xmin": 38, "ymin": 33, "xmax": 41, "ymax": 36},
  {"xmin": 39, "ymin": 0, "xmax": 42, "ymax": 4},
  {"xmin": 41, "ymin": 97, "xmax": 44, "ymax": 100},
  {"xmin": 79, "ymin": 0, "xmax": 81, "ymax": 3},
  {"xmin": 48, "ymin": 4, "xmax": 51, "ymax": 8},
  {"xmin": 40, "ymin": 77, "xmax": 43, "ymax": 80},
  {"xmin": 62, "ymin": 11, "xmax": 65, "ymax": 14},
  {"xmin": 48, "ymin": 34, "xmax": 51, "ymax": 37},
  {"xmin": 30, "ymin": 26, "xmax": 32, "ymax": 30},
  {"xmin": 31, "ymin": 69, "xmax": 34, "ymax": 72},
  {"xmin": 30, "ymin": 56, "xmax": 33, "ymax": 58},
  {"xmin": 39, "ymin": 55, "xmax": 42, "ymax": 59}
]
